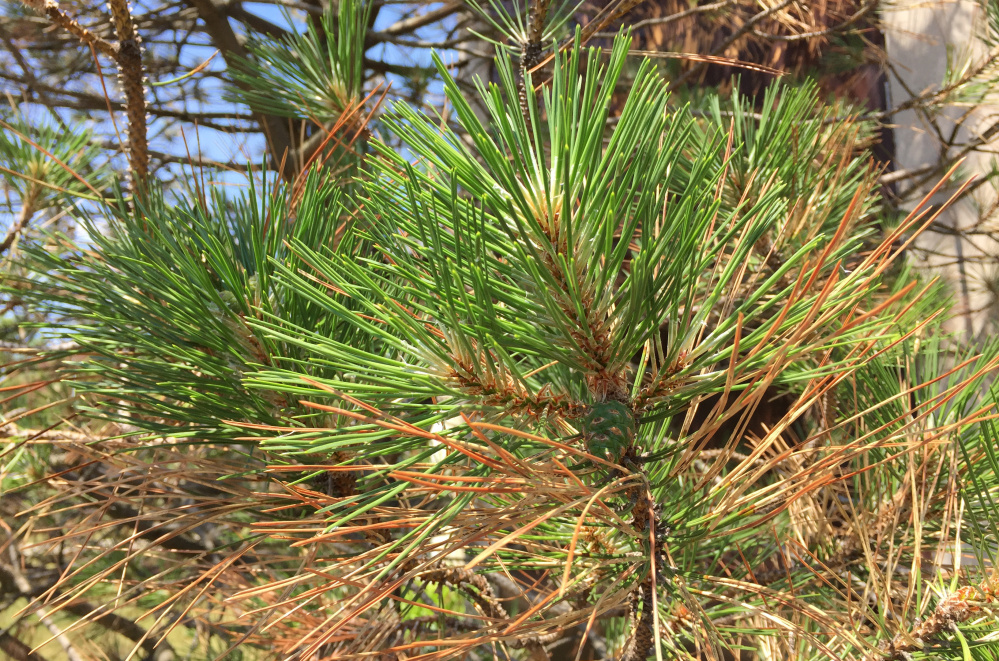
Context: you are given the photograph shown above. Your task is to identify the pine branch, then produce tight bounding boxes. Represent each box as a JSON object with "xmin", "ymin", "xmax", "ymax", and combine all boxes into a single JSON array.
[
  {"xmin": 9, "ymin": 27, "xmax": 999, "ymax": 661},
  {"xmin": 106, "ymin": 0, "xmax": 147, "ymax": 187},
  {"xmin": 874, "ymin": 580, "xmax": 999, "ymax": 660},
  {"xmin": 16, "ymin": 0, "xmax": 117, "ymax": 58},
  {"xmin": 17, "ymin": 0, "xmax": 148, "ymax": 187},
  {"xmin": 620, "ymin": 579, "xmax": 654, "ymax": 661}
]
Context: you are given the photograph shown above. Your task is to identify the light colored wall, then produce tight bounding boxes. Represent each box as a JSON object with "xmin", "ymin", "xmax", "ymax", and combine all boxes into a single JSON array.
[{"xmin": 884, "ymin": 0, "xmax": 999, "ymax": 336}]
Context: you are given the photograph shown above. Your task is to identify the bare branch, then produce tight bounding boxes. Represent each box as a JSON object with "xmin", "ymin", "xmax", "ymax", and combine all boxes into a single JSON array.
[
  {"xmin": 61, "ymin": 602, "xmax": 177, "ymax": 661},
  {"xmin": 378, "ymin": 0, "xmax": 462, "ymax": 36},
  {"xmin": 666, "ymin": 0, "xmax": 797, "ymax": 91},
  {"xmin": 0, "ymin": 187, "xmax": 40, "ymax": 257},
  {"xmin": 183, "ymin": 0, "xmax": 296, "ymax": 179},
  {"xmin": 0, "ymin": 632, "xmax": 50, "ymax": 661},
  {"xmin": 592, "ymin": 0, "xmax": 735, "ymax": 35}
]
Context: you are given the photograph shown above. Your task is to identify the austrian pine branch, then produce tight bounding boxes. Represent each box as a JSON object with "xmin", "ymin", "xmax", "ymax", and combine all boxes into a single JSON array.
[
  {"xmin": 9, "ymin": 23, "xmax": 999, "ymax": 661},
  {"xmin": 873, "ymin": 579, "xmax": 999, "ymax": 660},
  {"xmin": 16, "ymin": 0, "xmax": 117, "ymax": 58},
  {"xmin": 106, "ymin": 0, "xmax": 148, "ymax": 187},
  {"xmin": 16, "ymin": 0, "xmax": 148, "ymax": 187}
]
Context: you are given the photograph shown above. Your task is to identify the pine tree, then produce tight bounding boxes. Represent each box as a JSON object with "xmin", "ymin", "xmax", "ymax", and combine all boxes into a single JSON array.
[{"xmin": 4, "ymin": 4, "xmax": 999, "ymax": 661}]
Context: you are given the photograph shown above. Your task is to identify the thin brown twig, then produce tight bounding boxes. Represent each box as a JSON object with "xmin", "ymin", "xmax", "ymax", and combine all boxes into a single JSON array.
[
  {"xmin": 0, "ymin": 185, "xmax": 40, "ymax": 257},
  {"xmin": 666, "ymin": 0, "xmax": 797, "ymax": 91},
  {"xmin": 592, "ymin": 0, "xmax": 735, "ymax": 35},
  {"xmin": 751, "ymin": 0, "xmax": 874, "ymax": 43}
]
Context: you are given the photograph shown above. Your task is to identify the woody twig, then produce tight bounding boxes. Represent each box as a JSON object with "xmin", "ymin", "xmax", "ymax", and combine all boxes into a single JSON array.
[{"xmin": 19, "ymin": 0, "xmax": 148, "ymax": 190}]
